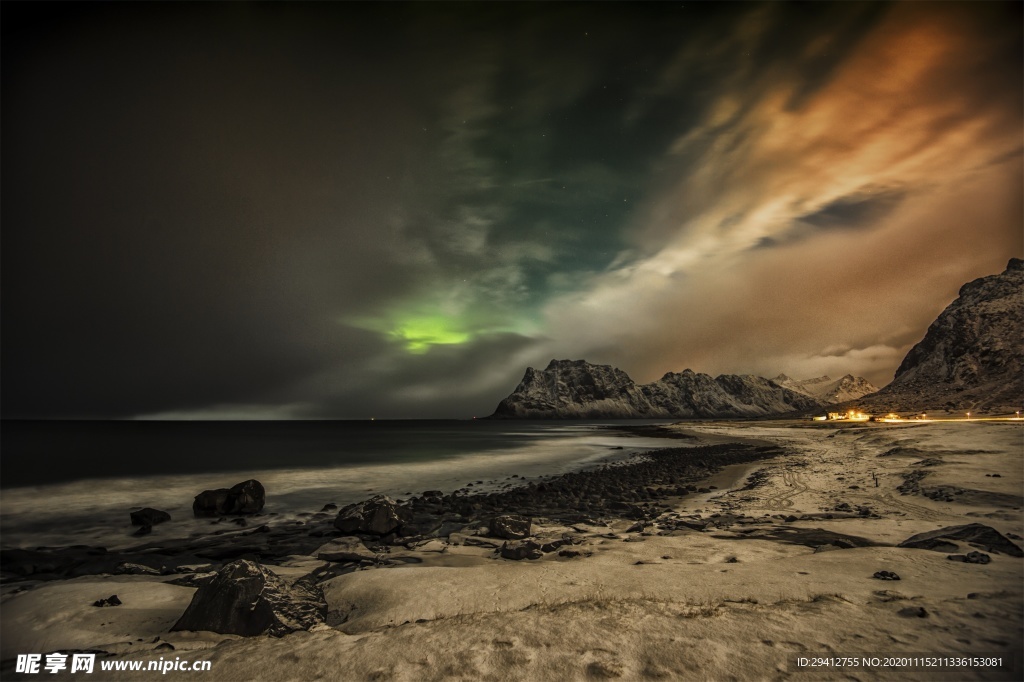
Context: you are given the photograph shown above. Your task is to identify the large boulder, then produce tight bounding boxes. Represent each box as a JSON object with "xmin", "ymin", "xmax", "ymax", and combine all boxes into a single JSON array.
[
  {"xmin": 490, "ymin": 514, "xmax": 531, "ymax": 540},
  {"xmin": 334, "ymin": 495, "xmax": 411, "ymax": 536},
  {"xmin": 171, "ymin": 559, "xmax": 325, "ymax": 637},
  {"xmin": 192, "ymin": 480, "xmax": 266, "ymax": 517},
  {"xmin": 130, "ymin": 508, "xmax": 171, "ymax": 527},
  {"xmin": 898, "ymin": 523, "xmax": 1023, "ymax": 556}
]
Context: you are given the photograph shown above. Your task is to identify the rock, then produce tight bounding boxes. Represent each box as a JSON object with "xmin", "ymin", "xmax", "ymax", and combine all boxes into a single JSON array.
[
  {"xmin": 193, "ymin": 480, "xmax": 266, "ymax": 517},
  {"xmin": 93, "ymin": 595, "xmax": 121, "ymax": 607},
  {"xmin": 334, "ymin": 495, "xmax": 411, "ymax": 536},
  {"xmin": 898, "ymin": 523, "xmax": 1023, "ymax": 556},
  {"xmin": 130, "ymin": 508, "xmax": 171, "ymax": 527},
  {"xmin": 500, "ymin": 540, "xmax": 542, "ymax": 560},
  {"xmin": 948, "ymin": 551, "xmax": 991, "ymax": 564},
  {"xmin": 320, "ymin": 503, "xmax": 338, "ymax": 512},
  {"xmin": 873, "ymin": 570, "xmax": 901, "ymax": 581},
  {"xmin": 171, "ymin": 559, "xmax": 325, "ymax": 637},
  {"xmin": 113, "ymin": 562, "xmax": 162, "ymax": 576},
  {"xmin": 316, "ymin": 537, "xmax": 377, "ymax": 563},
  {"xmin": 133, "ymin": 525, "xmax": 153, "ymax": 537},
  {"xmin": 490, "ymin": 514, "xmax": 531, "ymax": 540},
  {"xmin": 897, "ymin": 606, "xmax": 928, "ymax": 618}
]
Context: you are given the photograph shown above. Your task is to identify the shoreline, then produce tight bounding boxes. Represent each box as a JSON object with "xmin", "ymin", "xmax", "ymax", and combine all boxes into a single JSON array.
[{"xmin": 2, "ymin": 420, "xmax": 1022, "ymax": 680}]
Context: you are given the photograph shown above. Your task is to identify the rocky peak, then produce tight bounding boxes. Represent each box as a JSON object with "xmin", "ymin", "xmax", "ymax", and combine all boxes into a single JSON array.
[{"xmin": 861, "ymin": 257, "xmax": 1024, "ymax": 412}]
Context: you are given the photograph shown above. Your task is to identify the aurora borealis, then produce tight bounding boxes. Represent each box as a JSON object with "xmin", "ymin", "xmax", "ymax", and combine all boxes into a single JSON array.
[{"xmin": 2, "ymin": 1, "xmax": 1021, "ymax": 419}]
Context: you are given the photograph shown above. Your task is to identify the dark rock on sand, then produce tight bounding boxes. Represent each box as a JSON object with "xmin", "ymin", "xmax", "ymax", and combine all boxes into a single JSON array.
[
  {"xmin": 490, "ymin": 514, "xmax": 531, "ymax": 540},
  {"xmin": 172, "ymin": 559, "xmax": 325, "ymax": 637},
  {"xmin": 93, "ymin": 595, "xmax": 122, "ymax": 607},
  {"xmin": 193, "ymin": 480, "xmax": 266, "ymax": 517},
  {"xmin": 500, "ymin": 540, "xmax": 543, "ymax": 560},
  {"xmin": 334, "ymin": 495, "xmax": 411, "ymax": 536},
  {"xmin": 130, "ymin": 508, "xmax": 171, "ymax": 527},
  {"xmin": 897, "ymin": 606, "xmax": 929, "ymax": 618},
  {"xmin": 898, "ymin": 523, "xmax": 1023, "ymax": 556},
  {"xmin": 873, "ymin": 570, "xmax": 901, "ymax": 580}
]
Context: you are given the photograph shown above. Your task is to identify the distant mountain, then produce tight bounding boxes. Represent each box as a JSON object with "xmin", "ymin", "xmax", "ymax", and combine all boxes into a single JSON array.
[
  {"xmin": 490, "ymin": 359, "xmax": 820, "ymax": 419},
  {"xmin": 849, "ymin": 258, "xmax": 1023, "ymax": 413},
  {"xmin": 772, "ymin": 374, "xmax": 878, "ymax": 405}
]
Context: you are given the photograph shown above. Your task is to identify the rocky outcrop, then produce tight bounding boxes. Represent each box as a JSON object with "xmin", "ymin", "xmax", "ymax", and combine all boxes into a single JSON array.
[
  {"xmin": 491, "ymin": 360, "xmax": 819, "ymax": 419},
  {"xmin": 171, "ymin": 559, "xmax": 325, "ymax": 637},
  {"xmin": 334, "ymin": 495, "xmax": 411, "ymax": 536},
  {"xmin": 898, "ymin": 523, "xmax": 1023, "ymax": 557},
  {"xmin": 852, "ymin": 258, "xmax": 1023, "ymax": 413},
  {"xmin": 192, "ymin": 480, "xmax": 265, "ymax": 517}
]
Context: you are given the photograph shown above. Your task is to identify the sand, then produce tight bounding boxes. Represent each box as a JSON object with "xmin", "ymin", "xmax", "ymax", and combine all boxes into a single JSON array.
[{"xmin": 1, "ymin": 420, "xmax": 1021, "ymax": 681}]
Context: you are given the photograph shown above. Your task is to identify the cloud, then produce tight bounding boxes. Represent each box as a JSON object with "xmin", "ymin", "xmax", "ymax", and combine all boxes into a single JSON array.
[{"xmin": 543, "ymin": 2, "xmax": 1023, "ymax": 389}]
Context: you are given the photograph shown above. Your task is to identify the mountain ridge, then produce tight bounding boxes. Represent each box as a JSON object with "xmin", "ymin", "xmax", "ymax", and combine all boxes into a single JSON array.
[{"xmin": 490, "ymin": 360, "xmax": 869, "ymax": 419}]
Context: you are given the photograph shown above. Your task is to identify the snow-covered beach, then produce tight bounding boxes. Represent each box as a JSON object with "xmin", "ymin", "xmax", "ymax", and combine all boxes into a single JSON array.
[{"xmin": 2, "ymin": 420, "xmax": 1021, "ymax": 681}]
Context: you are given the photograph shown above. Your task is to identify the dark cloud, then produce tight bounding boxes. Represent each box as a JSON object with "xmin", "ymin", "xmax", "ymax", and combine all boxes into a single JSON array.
[{"xmin": 799, "ymin": 187, "xmax": 907, "ymax": 231}]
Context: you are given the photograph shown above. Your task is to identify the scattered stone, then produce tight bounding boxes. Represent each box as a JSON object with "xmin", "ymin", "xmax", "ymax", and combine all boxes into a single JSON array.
[
  {"xmin": 948, "ymin": 551, "xmax": 991, "ymax": 564},
  {"xmin": 898, "ymin": 523, "xmax": 1023, "ymax": 556},
  {"xmin": 489, "ymin": 514, "xmax": 532, "ymax": 540},
  {"xmin": 193, "ymin": 480, "xmax": 266, "ymax": 517},
  {"xmin": 873, "ymin": 570, "xmax": 901, "ymax": 581},
  {"xmin": 320, "ymin": 504, "xmax": 338, "ymax": 512},
  {"xmin": 93, "ymin": 595, "xmax": 122, "ymax": 607},
  {"xmin": 897, "ymin": 606, "xmax": 928, "ymax": 618},
  {"xmin": 130, "ymin": 508, "xmax": 171, "ymax": 527},
  {"xmin": 334, "ymin": 495, "xmax": 412, "ymax": 536},
  {"xmin": 133, "ymin": 525, "xmax": 153, "ymax": 537},
  {"xmin": 171, "ymin": 559, "xmax": 325, "ymax": 637}
]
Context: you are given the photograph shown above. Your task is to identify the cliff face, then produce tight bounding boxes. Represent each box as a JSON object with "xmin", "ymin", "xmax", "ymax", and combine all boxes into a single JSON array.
[
  {"xmin": 856, "ymin": 258, "xmax": 1024, "ymax": 412},
  {"xmin": 491, "ymin": 360, "xmax": 819, "ymax": 419}
]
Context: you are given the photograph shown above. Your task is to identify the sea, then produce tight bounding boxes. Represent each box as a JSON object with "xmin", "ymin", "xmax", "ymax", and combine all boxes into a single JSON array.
[{"xmin": 0, "ymin": 419, "xmax": 683, "ymax": 549}]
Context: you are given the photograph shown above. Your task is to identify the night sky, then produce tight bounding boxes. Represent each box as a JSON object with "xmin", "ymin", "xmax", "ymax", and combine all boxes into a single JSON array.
[{"xmin": 3, "ymin": 2, "xmax": 1022, "ymax": 420}]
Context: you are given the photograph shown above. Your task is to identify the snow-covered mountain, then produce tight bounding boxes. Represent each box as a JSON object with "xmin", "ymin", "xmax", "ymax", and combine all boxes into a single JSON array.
[
  {"xmin": 490, "ymin": 359, "xmax": 820, "ymax": 419},
  {"xmin": 850, "ymin": 258, "xmax": 1024, "ymax": 413},
  {"xmin": 771, "ymin": 374, "xmax": 878, "ymax": 405}
]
